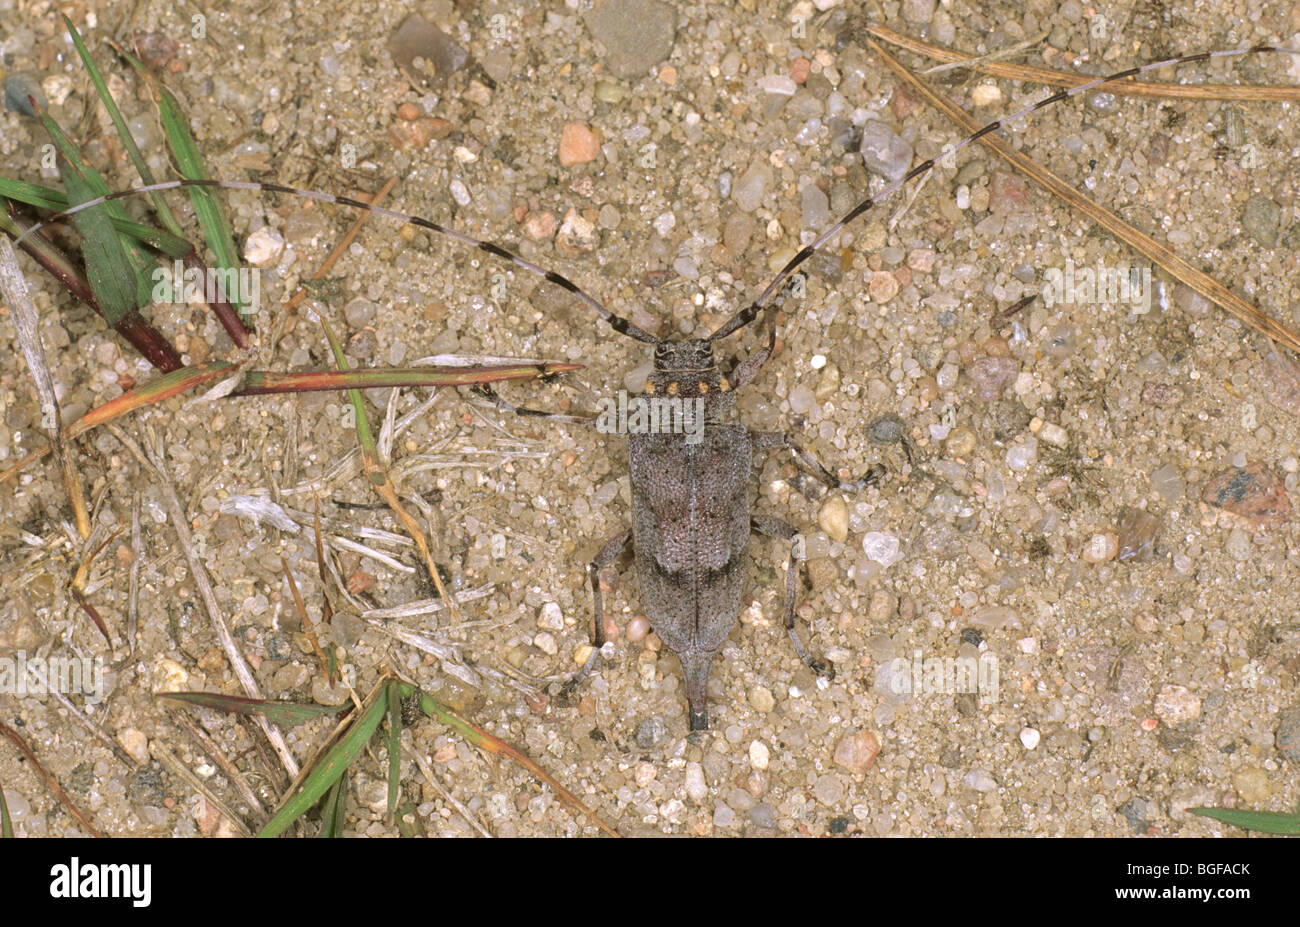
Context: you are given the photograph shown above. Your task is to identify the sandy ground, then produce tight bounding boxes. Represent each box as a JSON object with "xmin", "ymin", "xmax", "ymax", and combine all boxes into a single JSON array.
[{"xmin": 0, "ymin": 0, "xmax": 1298, "ymax": 837}]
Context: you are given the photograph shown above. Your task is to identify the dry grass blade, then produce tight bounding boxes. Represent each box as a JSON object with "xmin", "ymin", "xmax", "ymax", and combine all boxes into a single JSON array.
[
  {"xmin": 867, "ymin": 38, "xmax": 1300, "ymax": 356},
  {"xmin": 0, "ymin": 237, "xmax": 91, "ymax": 537},
  {"xmin": 121, "ymin": 426, "xmax": 300, "ymax": 777},
  {"xmin": 70, "ymin": 524, "xmax": 124, "ymax": 645},
  {"xmin": 313, "ymin": 311, "xmax": 467, "ymax": 624},
  {"xmin": 865, "ymin": 22, "xmax": 1300, "ymax": 101},
  {"xmin": 402, "ymin": 683, "xmax": 619, "ymax": 837},
  {"xmin": 923, "ymin": 29, "xmax": 1050, "ymax": 77},
  {"xmin": 149, "ymin": 740, "xmax": 252, "ymax": 837},
  {"xmin": 173, "ymin": 712, "xmax": 265, "ymax": 817},
  {"xmin": 231, "ymin": 362, "xmax": 578, "ymax": 395},
  {"xmin": 0, "ymin": 361, "xmax": 238, "ymax": 487},
  {"xmin": 0, "ymin": 719, "xmax": 104, "ymax": 836},
  {"xmin": 280, "ymin": 555, "xmax": 331, "ymax": 680},
  {"xmin": 406, "ymin": 743, "xmax": 492, "ymax": 837},
  {"xmin": 265, "ymin": 178, "xmax": 397, "ymax": 361}
]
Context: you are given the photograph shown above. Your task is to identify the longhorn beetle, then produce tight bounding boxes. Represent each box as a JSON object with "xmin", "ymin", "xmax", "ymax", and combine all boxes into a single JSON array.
[{"xmin": 15, "ymin": 32, "xmax": 1300, "ymax": 733}]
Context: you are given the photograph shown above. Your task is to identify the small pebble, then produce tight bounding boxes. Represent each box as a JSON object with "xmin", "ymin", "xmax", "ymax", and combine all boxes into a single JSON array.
[
  {"xmin": 868, "ymin": 272, "xmax": 899, "ymax": 302},
  {"xmin": 388, "ymin": 13, "xmax": 470, "ymax": 83},
  {"xmin": 1202, "ymin": 464, "xmax": 1290, "ymax": 528},
  {"xmin": 833, "ymin": 729, "xmax": 881, "ymax": 775},
  {"xmin": 1232, "ymin": 767, "xmax": 1275, "ymax": 804},
  {"xmin": 1117, "ymin": 508, "xmax": 1160, "ymax": 562},
  {"xmin": 1141, "ymin": 381, "xmax": 1183, "ymax": 406},
  {"xmin": 557, "ymin": 209, "xmax": 598, "ymax": 252},
  {"xmin": 118, "ymin": 728, "xmax": 150, "ymax": 765},
  {"xmin": 583, "ymin": 0, "xmax": 679, "ymax": 79},
  {"xmin": 971, "ymin": 84, "xmax": 1002, "ymax": 106},
  {"xmin": 902, "ymin": 0, "xmax": 937, "ymax": 22},
  {"xmin": 3, "ymin": 72, "xmax": 45, "ymax": 116},
  {"xmin": 388, "ymin": 116, "xmax": 451, "ymax": 150},
  {"xmin": 813, "ymin": 774, "xmax": 844, "ymax": 805},
  {"xmin": 1151, "ymin": 463, "xmax": 1185, "ymax": 502},
  {"xmin": 1082, "ymin": 533, "xmax": 1118, "ymax": 563},
  {"xmin": 522, "ymin": 210, "xmax": 559, "ymax": 241},
  {"xmin": 1274, "ymin": 705, "xmax": 1300, "ymax": 763},
  {"xmin": 989, "ymin": 171, "xmax": 1031, "ymax": 215},
  {"xmin": 533, "ymin": 632, "xmax": 558, "ymax": 655},
  {"xmin": 1038, "ymin": 422, "xmax": 1069, "ymax": 448},
  {"xmin": 537, "ymin": 602, "xmax": 564, "ymax": 631},
  {"xmin": 963, "ymin": 768, "xmax": 998, "ymax": 792},
  {"xmin": 733, "ymin": 163, "xmax": 772, "ymax": 213},
  {"xmin": 749, "ymin": 686, "xmax": 775, "ymax": 713},
  {"xmin": 1257, "ymin": 346, "xmax": 1300, "ymax": 416},
  {"xmin": 684, "ymin": 762, "xmax": 707, "ymax": 801},
  {"xmin": 818, "ymin": 495, "xmax": 849, "ymax": 543},
  {"xmin": 946, "ymin": 427, "xmax": 976, "ymax": 457},
  {"xmin": 749, "ymin": 740, "xmax": 770, "ymax": 771},
  {"xmin": 860, "ymin": 120, "xmax": 913, "ymax": 180},
  {"xmin": 635, "ymin": 716, "xmax": 668, "ymax": 749},
  {"xmin": 1154, "ymin": 685, "xmax": 1201, "ymax": 726},
  {"xmin": 967, "ymin": 355, "xmax": 1020, "ymax": 401},
  {"xmin": 559, "ymin": 123, "xmax": 601, "ymax": 167},
  {"xmin": 908, "ymin": 248, "xmax": 936, "ymax": 274},
  {"xmin": 866, "ymin": 415, "xmax": 904, "ymax": 445},
  {"xmin": 867, "ymin": 589, "xmax": 897, "ymax": 623},
  {"xmin": 1019, "ymin": 727, "xmax": 1040, "ymax": 750},
  {"xmin": 243, "ymin": 226, "xmax": 284, "ymax": 267},
  {"xmin": 1241, "ymin": 193, "xmax": 1282, "ymax": 248},
  {"xmin": 759, "ymin": 74, "xmax": 797, "ymax": 95},
  {"xmin": 862, "ymin": 532, "xmax": 903, "ymax": 567}
]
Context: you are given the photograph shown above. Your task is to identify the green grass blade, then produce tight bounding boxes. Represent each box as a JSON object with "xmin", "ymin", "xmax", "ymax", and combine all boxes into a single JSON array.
[
  {"xmin": 51, "ymin": 158, "xmax": 137, "ymax": 324},
  {"xmin": 0, "ymin": 177, "xmax": 70, "ymax": 211},
  {"xmin": 36, "ymin": 109, "xmax": 158, "ymax": 321},
  {"xmin": 0, "ymin": 179, "xmax": 192, "ymax": 255},
  {"xmin": 118, "ymin": 50, "xmax": 246, "ymax": 317},
  {"xmin": 0, "ymin": 783, "xmax": 13, "ymax": 838},
  {"xmin": 317, "ymin": 773, "xmax": 348, "ymax": 838},
  {"xmin": 316, "ymin": 311, "xmax": 380, "ymax": 458},
  {"xmin": 256, "ymin": 684, "xmax": 388, "ymax": 838},
  {"xmin": 386, "ymin": 684, "xmax": 402, "ymax": 821},
  {"xmin": 1189, "ymin": 806, "xmax": 1300, "ymax": 835},
  {"xmin": 393, "ymin": 798, "xmax": 424, "ymax": 837},
  {"xmin": 63, "ymin": 16, "xmax": 184, "ymax": 238},
  {"xmin": 157, "ymin": 691, "xmax": 346, "ymax": 727}
]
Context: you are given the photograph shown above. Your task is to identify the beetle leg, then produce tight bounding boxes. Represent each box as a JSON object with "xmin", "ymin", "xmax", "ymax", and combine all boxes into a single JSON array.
[
  {"xmin": 560, "ymin": 528, "xmax": 632, "ymax": 699},
  {"xmin": 750, "ymin": 513, "xmax": 832, "ymax": 680},
  {"xmin": 749, "ymin": 429, "xmax": 840, "ymax": 488}
]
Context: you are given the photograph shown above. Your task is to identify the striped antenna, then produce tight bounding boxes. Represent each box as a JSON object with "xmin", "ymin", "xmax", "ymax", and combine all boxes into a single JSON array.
[
  {"xmin": 14, "ymin": 179, "xmax": 660, "ymax": 344},
  {"xmin": 707, "ymin": 42, "xmax": 1300, "ymax": 343},
  {"xmin": 12, "ymin": 43, "xmax": 1297, "ymax": 351}
]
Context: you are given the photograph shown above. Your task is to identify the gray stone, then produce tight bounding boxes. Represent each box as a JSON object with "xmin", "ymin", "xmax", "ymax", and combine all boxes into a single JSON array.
[{"xmin": 583, "ymin": 0, "xmax": 678, "ymax": 79}]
